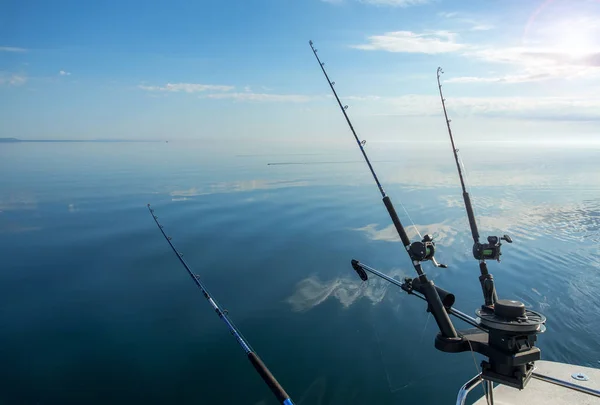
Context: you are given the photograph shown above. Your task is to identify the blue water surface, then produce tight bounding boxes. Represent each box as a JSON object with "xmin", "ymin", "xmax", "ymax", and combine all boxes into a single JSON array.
[{"xmin": 1, "ymin": 141, "xmax": 599, "ymax": 405}]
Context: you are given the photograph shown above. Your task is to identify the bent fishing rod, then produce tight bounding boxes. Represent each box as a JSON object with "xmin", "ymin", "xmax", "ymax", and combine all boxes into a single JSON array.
[
  {"xmin": 147, "ymin": 204, "xmax": 294, "ymax": 405},
  {"xmin": 308, "ymin": 42, "xmax": 546, "ymax": 391},
  {"xmin": 309, "ymin": 40, "xmax": 459, "ymax": 340},
  {"xmin": 436, "ymin": 68, "xmax": 512, "ymax": 308}
]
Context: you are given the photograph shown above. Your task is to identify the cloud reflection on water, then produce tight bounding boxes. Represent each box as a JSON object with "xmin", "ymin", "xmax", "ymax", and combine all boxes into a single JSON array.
[
  {"xmin": 353, "ymin": 222, "xmax": 458, "ymax": 247},
  {"xmin": 286, "ymin": 268, "xmax": 407, "ymax": 312},
  {"xmin": 439, "ymin": 194, "xmax": 600, "ymax": 244},
  {"xmin": 170, "ymin": 179, "xmax": 309, "ymax": 198}
]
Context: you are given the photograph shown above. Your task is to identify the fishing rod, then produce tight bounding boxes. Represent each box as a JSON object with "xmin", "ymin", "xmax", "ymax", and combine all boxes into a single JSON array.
[
  {"xmin": 147, "ymin": 204, "xmax": 294, "ymax": 405},
  {"xmin": 309, "ymin": 41, "xmax": 546, "ymax": 391},
  {"xmin": 436, "ymin": 67, "xmax": 512, "ymax": 308},
  {"xmin": 309, "ymin": 40, "xmax": 458, "ymax": 340}
]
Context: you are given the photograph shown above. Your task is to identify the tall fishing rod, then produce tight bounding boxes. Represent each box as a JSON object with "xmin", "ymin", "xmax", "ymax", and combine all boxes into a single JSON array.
[
  {"xmin": 308, "ymin": 41, "xmax": 545, "ymax": 390},
  {"xmin": 309, "ymin": 40, "xmax": 458, "ymax": 339},
  {"xmin": 436, "ymin": 68, "xmax": 512, "ymax": 308},
  {"xmin": 147, "ymin": 204, "xmax": 294, "ymax": 405}
]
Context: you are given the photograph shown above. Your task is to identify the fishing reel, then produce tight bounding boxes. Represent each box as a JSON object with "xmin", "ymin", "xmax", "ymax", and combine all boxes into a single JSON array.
[
  {"xmin": 409, "ymin": 234, "xmax": 436, "ymax": 261},
  {"xmin": 473, "ymin": 234, "xmax": 513, "ymax": 261}
]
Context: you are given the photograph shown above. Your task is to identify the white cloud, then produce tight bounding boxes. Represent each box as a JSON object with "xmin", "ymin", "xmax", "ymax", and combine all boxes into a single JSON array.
[
  {"xmin": 204, "ymin": 91, "xmax": 316, "ymax": 103},
  {"xmin": 349, "ymin": 94, "xmax": 600, "ymax": 121},
  {"xmin": 138, "ymin": 83, "xmax": 234, "ymax": 93},
  {"xmin": 352, "ymin": 30, "xmax": 465, "ymax": 54},
  {"xmin": 457, "ymin": 47, "xmax": 600, "ymax": 83},
  {"xmin": 322, "ymin": 0, "xmax": 429, "ymax": 5},
  {"xmin": 445, "ymin": 73, "xmax": 550, "ymax": 84},
  {"xmin": 139, "ymin": 81, "xmax": 316, "ymax": 103},
  {"xmin": 0, "ymin": 46, "xmax": 26, "ymax": 52},
  {"xmin": 359, "ymin": 0, "xmax": 430, "ymax": 6},
  {"xmin": 437, "ymin": 11, "xmax": 494, "ymax": 31},
  {"xmin": 0, "ymin": 72, "xmax": 27, "ymax": 87},
  {"xmin": 59, "ymin": 70, "xmax": 71, "ymax": 76},
  {"xmin": 467, "ymin": 47, "xmax": 600, "ymax": 67},
  {"xmin": 353, "ymin": 25, "xmax": 600, "ymax": 82},
  {"xmin": 438, "ymin": 11, "xmax": 458, "ymax": 18},
  {"xmin": 470, "ymin": 24, "xmax": 494, "ymax": 31}
]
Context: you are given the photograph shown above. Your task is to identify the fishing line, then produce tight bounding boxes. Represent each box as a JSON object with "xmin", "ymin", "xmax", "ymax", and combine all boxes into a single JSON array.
[
  {"xmin": 397, "ymin": 199, "xmax": 423, "ymax": 239},
  {"xmin": 372, "ymin": 322, "xmax": 395, "ymax": 393},
  {"xmin": 417, "ymin": 313, "xmax": 431, "ymax": 346},
  {"xmin": 461, "ymin": 331, "xmax": 491, "ymax": 405}
]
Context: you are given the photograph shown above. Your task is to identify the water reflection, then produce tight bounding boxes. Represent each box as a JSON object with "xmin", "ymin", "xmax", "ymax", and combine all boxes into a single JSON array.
[
  {"xmin": 353, "ymin": 222, "xmax": 458, "ymax": 247},
  {"xmin": 170, "ymin": 179, "xmax": 309, "ymax": 198},
  {"xmin": 286, "ymin": 268, "xmax": 407, "ymax": 312}
]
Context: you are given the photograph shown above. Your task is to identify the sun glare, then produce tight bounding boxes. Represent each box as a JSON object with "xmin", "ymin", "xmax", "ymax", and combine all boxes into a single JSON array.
[
  {"xmin": 523, "ymin": 0, "xmax": 600, "ymax": 57},
  {"xmin": 552, "ymin": 26, "xmax": 598, "ymax": 57}
]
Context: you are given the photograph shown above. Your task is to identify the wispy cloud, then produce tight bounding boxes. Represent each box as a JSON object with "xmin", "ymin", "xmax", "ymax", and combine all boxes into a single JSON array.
[
  {"xmin": 0, "ymin": 72, "xmax": 27, "ymax": 87},
  {"xmin": 140, "ymin": 81, "xmax": 317, "ymax": 102},
  {"xmin": 138, "ymin": 83, "xmax": 234, "ymax": 93},
  {"xmin": 470, "ymin": 24, "xmax": 494, "ymax": 31},
  {"xmin": 354, "ymin": 25, "xmax": 600, "ymax": 82},
  {"xmin": 350, "ymin": 94, "xmax": 600, "ymax": 121},
  {"xmin": 445, "ymin": 74, "xmax": 550, "ymax": 84},
  {"xmin": 352, "ymin": 30, "xmax": 465, "ymax": 54},
  {"xmin": 203, "ymin": 91, "xmax": 316, "ymax": 102},
  {"xmin": 322, "ymin": 0, "xmax": 429, "ymax": 6},
  {"xmin": 459, "ymin": 47, "xmax": 600, "ymax": 83},
  {"xmin": 59, "ymin": 70, "xmax": 71, "ymax": 76},
  {"xmin": 0, "ymin": 46, "xmax": 26, "ymax": 53},
  {"xmin": 359, "ymin": 0, "xmax": 430, "ymax": 6},
  {"xmin": 438, "ymin": 11, "xmax": 458, "ymax": 18},
  {"xmin": 437, "ymin": 11, "xmax": 494, "ymax": 31}
]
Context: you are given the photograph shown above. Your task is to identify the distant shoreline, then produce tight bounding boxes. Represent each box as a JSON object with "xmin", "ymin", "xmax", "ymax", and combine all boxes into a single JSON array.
[{"xmin": 0, "ymin": 138, "xmax": 160, "ymax": 143}]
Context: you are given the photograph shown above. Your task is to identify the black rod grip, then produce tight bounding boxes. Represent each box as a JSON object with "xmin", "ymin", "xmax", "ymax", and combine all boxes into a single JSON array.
[
  {"xmin": 411, "ymin": 277, "xmax": 455, "ymax": 309},
  {"xmin": 382, "ymin": 196, "xmax": 412, "ymax": 247},
  {"xmin": 420, "ymin": 280, "xmax": 458, "ymax": 338},
  {"xmin": 463, "ymin": 192, "xmax": 480, "ymax": 243},
  {"xmin": 248, "ymin": 352, "xmax": 290, "ymax": 404}
]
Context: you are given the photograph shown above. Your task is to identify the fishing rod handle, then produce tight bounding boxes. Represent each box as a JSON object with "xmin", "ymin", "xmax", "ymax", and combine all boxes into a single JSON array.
[
  {"xmin": 463, "ymin": 192, "xmax": 480, "ymax": 243},
  {"xmin": 248, "ymin": 352, "xmax": 294, "ymax": 405},
  {"xmin": 382, "ymin": 196, "xmax": 412, "ymax": 247}
]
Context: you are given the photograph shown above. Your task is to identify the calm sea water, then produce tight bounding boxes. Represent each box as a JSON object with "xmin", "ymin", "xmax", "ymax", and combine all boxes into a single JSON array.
[{"xmin": 1, "ymin": 141, "xmax": 599, "ymax": 405}]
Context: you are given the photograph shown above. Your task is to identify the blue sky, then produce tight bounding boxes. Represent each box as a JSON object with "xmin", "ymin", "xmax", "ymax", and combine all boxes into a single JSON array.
[{"xmin": 1, "ymin": 0, "xmax": 600, "ymax": 143}]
